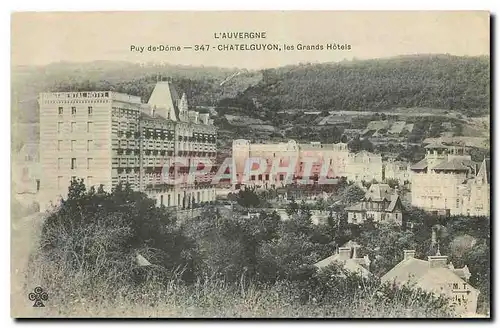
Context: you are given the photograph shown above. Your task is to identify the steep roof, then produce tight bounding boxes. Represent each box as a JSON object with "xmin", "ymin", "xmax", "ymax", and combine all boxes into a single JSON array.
[
  {"xmin": 477, "ymin": 158, "xmax": 490, "ymax": 183},
  {"xmin": 364, "ymin": 183, "xmax": 393, "ymax": 202},
  {"xmin": 314, "ymin": 253, "xmax": 371, "ymax": 278},
  {"xmin": 147, "ymin": 81, "xmax": 180, "ymax": 120},
  {"xmin": 381, "ymin": 257, "xmax": 430, "ymax": 285},
  {"xmin": 381, "ymin": 257, "xmax": 478, "ymax": 293},
  {"xmin": 432, "ymin": 158, "xmax": 477, "ymax": 172},
  {"xmin": 386, "ymin": 195, "xmax": 402, "ymax": 212},
  {"xmin": 411, "ymin": 158, "xmax": 428, "ymax": 171}
]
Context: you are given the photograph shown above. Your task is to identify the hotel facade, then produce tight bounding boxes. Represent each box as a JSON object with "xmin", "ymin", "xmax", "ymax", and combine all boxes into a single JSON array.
[
  {"xmin": 38, "ymin": 81, "xmax": 217, "ymax": 211},
  {"xmin": 410, "ymin": 143, "xmax": 490, "ymax": 217},
  {"xmin": 231, "ymin": 139, "xmax": 383, "ymax": 189}
]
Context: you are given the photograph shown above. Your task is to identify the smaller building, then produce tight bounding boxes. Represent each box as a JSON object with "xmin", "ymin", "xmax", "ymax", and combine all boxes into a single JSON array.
[
  {"xmin": 381, "ymin": 249, "xmax": 479, "ymax": 315},
  {"xmin": 314, "ymin": 243, "xmax": 371, "ymax": 278},
  {"xmin": 346, "ymin": 150, "xmax": 383, "ymax": 182},
  {"xmin": 12, "ymin": 143, "xmax": 40, "ymax": 195},
  {"xmin": 384, "ymin": 159, "xmax": 411, "ymax": 184},
  {"xmin": 346, "ymin": 183, "xmax": 404, "ymax": 225}
]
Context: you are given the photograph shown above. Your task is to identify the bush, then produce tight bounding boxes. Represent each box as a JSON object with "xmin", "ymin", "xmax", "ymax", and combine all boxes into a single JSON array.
[{"xmin": 38, "ymin": 179, "xmax": 198, "ymax": 288}]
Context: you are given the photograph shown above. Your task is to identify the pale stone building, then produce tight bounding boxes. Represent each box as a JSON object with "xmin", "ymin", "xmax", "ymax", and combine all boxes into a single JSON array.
[
  {"xmin": 231, "ymin": 139, "xmax": 348, "ymax": 189},
  {"xmin": 410, "ymin": 142, "xmax": 489, "ymax": 217},
  {"xmin": 346, "ymin": 183, "xmax": 404, "ymax": 225},
  {"xmin": 12, "ymin": 143, "xmax": 40, "ymax": 195},
  {"xmin": 345, "ymin": 150, "xmax": 383, "ymax": 182},
  {"xmin": 382, "ymin": 249, "xmax": 479, "ymax": 316},
  {"xmin": 38, "ymin": 81, "xmax": 217, "ymax": 211},
  {"xmin": 231, "ymin": 140, "xmax": 383, "ymax": 189},
  {"xmin": 384, "ymin": 159, "xmax": 411, "ymax": 184}
]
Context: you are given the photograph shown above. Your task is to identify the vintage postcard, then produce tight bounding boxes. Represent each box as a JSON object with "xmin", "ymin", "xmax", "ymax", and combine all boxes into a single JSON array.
[{"xmin": 11, "ymin": 11, "xmax": 490, "ymax": 318}]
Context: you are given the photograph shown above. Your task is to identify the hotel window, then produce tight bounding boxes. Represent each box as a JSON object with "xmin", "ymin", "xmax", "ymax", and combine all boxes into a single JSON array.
[
  {"xmin": 71, "ymin": 158, "xmax": 76, "ymax": 169},
  {"xmin": 58, "ymin": 107, "xmax": 63, "ymax": 115},
  {"xmin": 160, "ymin": 195, "xmax": 164, "ymax": 206},
  {"xmin": 87, "ymin": 158, "xmax": 93, "ymax": 169},
  {"xmin": 258, "ymin": 174, "xmax": 262, "ymax": 181},
  {"xmin": 71, "ymin": 140, "xmax": 76, "ymax": 151},
  {"xmin": 58, "ymin": 158, "xmax": 62, "ymax": 170},
  {"xmin": 87, "ymin": 140, "xmax": 93, "ymax": 151},
  {"xmin": 57, "ymin": 140, "xmax": 62, "ymax": 151},
  {"xmin": 87, "ymin": 122, "xmax": 93, "ymax": 132},
  {"xmin": 71, "ymin": 107, "xmax": 77, "ymax": 115},
  {"xmin": 87, "ymin": 176, "xmax": 93, "ymax": 186},
  {"xmin": 280, "ymin": 174, "xmax": 284, "ymax": 181},
  {"xmin": 71, "ymin": 122, "xmax": 76, "ymax": 132},
  {"xmin": 88, "ymin": 106, "xmax": 93, "ymax": 115},
  {"xmin": 57, "ymin": 122, "xmax": 63, "ymax": 133},
  {"xmin": 453, "ymin": 283, "xmax": 459, "ymax": 289},
  {"xmin": 265, "ymin": 174, "xmax": 269, "ymax": 180},
  {"xmin": 57, "ymin": 176, "xmax": 63, "ymax": 189},
  {"xmin": 251, "ymin": 175, "xmax": 256, "ymax": 181}
]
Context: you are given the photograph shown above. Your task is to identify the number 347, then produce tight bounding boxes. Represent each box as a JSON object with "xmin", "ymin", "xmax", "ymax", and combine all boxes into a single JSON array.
[{"xmin": 194, "ymin": 45, "xmax": 210, "ymax": 51}]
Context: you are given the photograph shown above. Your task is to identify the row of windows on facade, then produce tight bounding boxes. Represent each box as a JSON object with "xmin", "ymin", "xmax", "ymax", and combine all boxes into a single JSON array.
[
  {"xmin": 59, "ymin": 158, "xmax": 94, "ymax": 170},
  {"xmin": 425, "ymin": 196, "xmax": 463, "ymax": 209},
  {"xmin": 116, "ymin": 149, "xmax": 174, "ymax": 156},
  {"xmin": 151, "ymin": 193, "xmax": 209, "ymax": 208},
  {"xmin": 58, "ymin": 106, "xmax": 93, "ymax": 115},
  {"xmin": 58, "ymin": 121, "xmax": 93, "ymax": 133},
  {"xmin": 237, "ymin": 174, "xmax": 285, "ymax": 181},
  {"xmin": 114, "ymin": 131, "xmax": 216, "ymax": 143},
  {"xmin": 111, "ymin": 107, "xmax": 140, "ymax": 116},
  {"xmin": 57, "ymin": 140, "xmax": 94, "ymax": 151},
  {"xmin": 114, "ymin": 149, "xmax": 215, "ymax": 157}
]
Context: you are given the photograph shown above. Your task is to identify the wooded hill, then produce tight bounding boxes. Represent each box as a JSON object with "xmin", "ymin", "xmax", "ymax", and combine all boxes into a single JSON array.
[
  {"xmin": 12, "ymin": 54, "xmax": 490, "ymax": 126},
  {"xmin": 231, "ymin": 54, "xmax": 490, "ymax": 116}
]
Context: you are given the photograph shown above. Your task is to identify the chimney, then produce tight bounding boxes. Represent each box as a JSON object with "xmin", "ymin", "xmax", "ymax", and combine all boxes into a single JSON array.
[
  {"xmin": 403, "ymin": 250, "xmax": 416, "ymax": 261},
  {"xmin": 352, "ymin": 245, "xmax": 358, "ymax": 259},
  {"xmin": 338, "ymin": 247, "xmax": 351, "ymax": 261},
  {"xmin": 428, "ymin": 255, "xmax": 448, "ymax": 268}
]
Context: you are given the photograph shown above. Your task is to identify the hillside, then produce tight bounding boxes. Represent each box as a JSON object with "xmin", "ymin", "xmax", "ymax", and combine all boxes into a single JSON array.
[
  {"xmin": 234, "ymin": 54, "xmax": 490, "ymax": 116},
  {"xmin": 11, "ymin": 55, "xmax": 490, "ymax": 149},
  {"xmin": 11, "ymin": 61, "xmax": 262, "ymax": 124}
]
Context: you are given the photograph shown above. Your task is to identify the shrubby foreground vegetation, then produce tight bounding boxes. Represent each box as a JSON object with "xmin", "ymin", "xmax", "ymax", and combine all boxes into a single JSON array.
[{"xmin": 25, "ymin": 180, "xmax": 489, "ymax": 317}]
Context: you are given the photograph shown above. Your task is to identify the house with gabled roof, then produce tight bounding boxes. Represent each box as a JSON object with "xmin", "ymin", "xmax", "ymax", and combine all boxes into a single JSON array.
[
  {"xmin": 381, "ymin": 249, "xmax": 479, "ymax": 315},
  {"xmin": 346, "ymin": 183, "xmax": 404, "ymax": 225},
  {"xmin": 314, "ymin": 241, "xmax": 371, "ymax": 278}
]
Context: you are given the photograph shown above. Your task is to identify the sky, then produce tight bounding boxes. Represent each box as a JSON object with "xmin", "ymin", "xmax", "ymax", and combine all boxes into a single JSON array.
[{"xmin": 11, "ymin": 11, "xmax": 490, "ymax": 69}]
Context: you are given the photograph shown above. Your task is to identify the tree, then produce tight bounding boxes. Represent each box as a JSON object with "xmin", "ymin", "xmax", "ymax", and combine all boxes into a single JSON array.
[
  {"xmin": 236, "ymin": 188, "xmax": 261, "ymax": 208},
  {"xmin": 286, "ymin": 198, "xmax": 299, "ymax": 216},
  {"xmin": 39, "ymin": 180, "xmax": 199, "ymax": 286}
]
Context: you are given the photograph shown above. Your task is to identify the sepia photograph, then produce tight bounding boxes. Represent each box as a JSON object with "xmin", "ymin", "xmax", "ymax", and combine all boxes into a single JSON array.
[{"xmin": 10, "ymin": 11, "xmax": 491, "ymax": 318}]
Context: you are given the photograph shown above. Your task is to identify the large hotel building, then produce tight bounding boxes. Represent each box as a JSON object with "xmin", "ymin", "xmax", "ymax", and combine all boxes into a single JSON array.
[
  {"xmin": 410, "ymin": 143, "xmax": 490, "ymax": 217},
  {"xmin": 38, "ymin": 81, "xmax": 217, "ymax": 211},
  {"xmin": 231, "ymin": 139, "xmax": 383, "ymax": 188}
]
